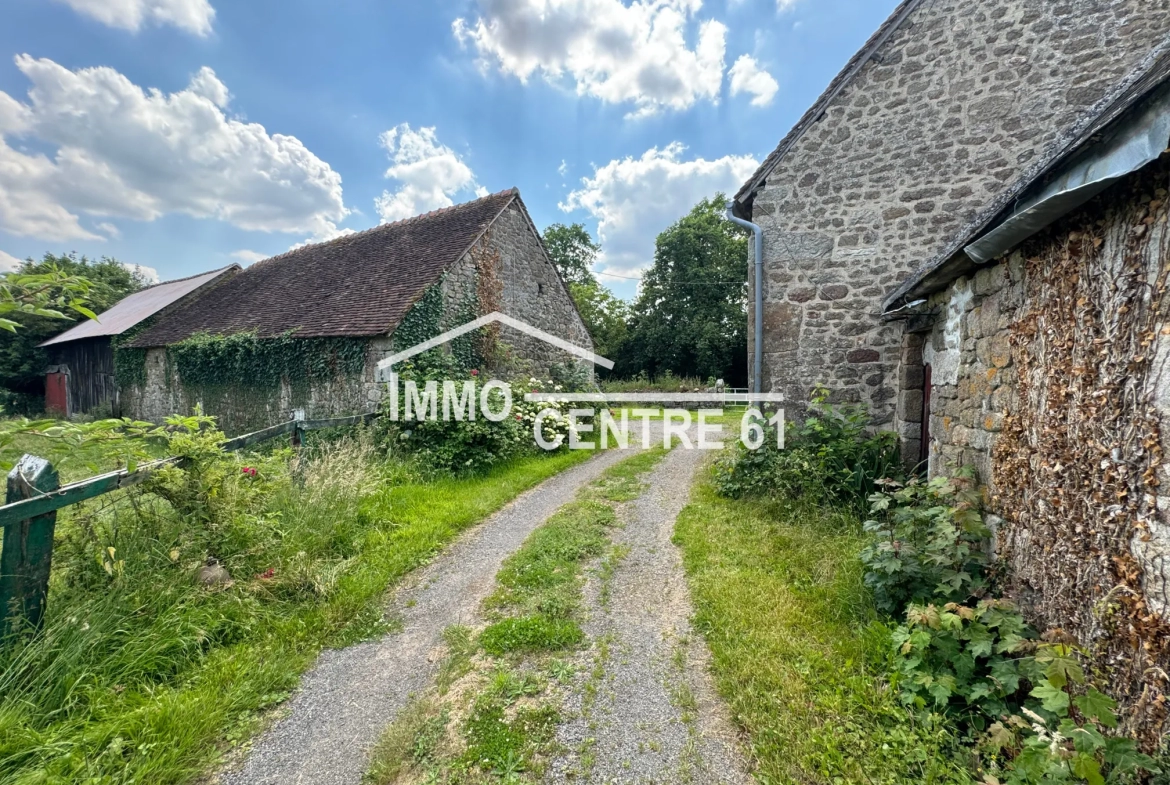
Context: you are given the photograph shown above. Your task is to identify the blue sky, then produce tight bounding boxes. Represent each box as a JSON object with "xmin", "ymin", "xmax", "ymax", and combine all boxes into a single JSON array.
[{"xmin": 0, "ymin": 0, "xmax": 898, "ymax": 299}]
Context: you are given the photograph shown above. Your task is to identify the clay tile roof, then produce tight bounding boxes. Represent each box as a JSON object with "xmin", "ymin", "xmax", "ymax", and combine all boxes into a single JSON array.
[{"xmin": 128, "ymin": 189, "xmax": 520, "ymax": 348}]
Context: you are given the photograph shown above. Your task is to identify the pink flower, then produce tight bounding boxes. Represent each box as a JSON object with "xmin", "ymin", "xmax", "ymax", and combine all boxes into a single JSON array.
[
  {"xmin": 470, "ymin": 369, "xmax": 480, "ymax": 376},
  {"xmin": 242, "ymin": 467, "xmax": 258, "ymax": 478}
]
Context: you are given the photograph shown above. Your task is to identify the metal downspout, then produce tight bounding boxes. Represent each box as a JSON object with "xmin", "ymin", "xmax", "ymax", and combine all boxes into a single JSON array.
[{"xmin": 726, "ymin": 203, "xmax": 764, "ymax": 407}]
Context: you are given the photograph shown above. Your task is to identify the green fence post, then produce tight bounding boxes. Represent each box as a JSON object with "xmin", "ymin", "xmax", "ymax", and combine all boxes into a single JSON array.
[{"xmin": 0, "ymin": 455, "xmax": 60, "ymax": 637}]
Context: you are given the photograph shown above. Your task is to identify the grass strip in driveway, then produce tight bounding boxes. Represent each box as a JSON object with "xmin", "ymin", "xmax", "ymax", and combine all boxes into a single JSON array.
[
  {"xmin": 673, "ymin": 477, "xmax": 973, "ymax": 785},
  {"xmin": 366, "ymin": 447, "xmax": 668, "ymax": 785},
  {"xmin": 0, "ymin": 447, "xmax": 595, "ymax": 785}
]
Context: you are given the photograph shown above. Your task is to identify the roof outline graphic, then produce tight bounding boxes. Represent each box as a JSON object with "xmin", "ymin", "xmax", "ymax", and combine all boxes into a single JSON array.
[{"xmin": 376, "ymin": 312, "xmax": 614, "ymax": 373}]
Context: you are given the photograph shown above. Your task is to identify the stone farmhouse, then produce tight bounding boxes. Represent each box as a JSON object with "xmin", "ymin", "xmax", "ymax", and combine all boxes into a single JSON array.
[
  {"xmin": 121, "ymin": 189, "xmax": 592, "ymax": 435},
  {"xmin": 731, "ymin": 0, "xmax": 1170, "ymax": 736}
]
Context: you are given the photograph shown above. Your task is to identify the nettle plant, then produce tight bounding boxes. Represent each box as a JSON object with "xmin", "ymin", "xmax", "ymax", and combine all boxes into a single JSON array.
[{"xmin": 713, "ymin": 388, "xmax": 903, "ymax": 510}]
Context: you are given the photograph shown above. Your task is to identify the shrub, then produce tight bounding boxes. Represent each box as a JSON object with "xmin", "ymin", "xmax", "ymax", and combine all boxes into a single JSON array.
[
  {"xmin": 893, "ymin": 604, "xmax": 1161, "ymax": 784},
  {"xmin": 374, "ymin": 351, "xmax": 573, "ymax": 474},
  {"xmin": 861, "ymin": 470, "xmax": 991, "ymax": 614},
  {"xmin": 714, "ymin": 389, "xmax": 903, "ymax": 511},
  {"xmin": 892, "ymin": 599, "xmax": 1034, "ymax": 722}
]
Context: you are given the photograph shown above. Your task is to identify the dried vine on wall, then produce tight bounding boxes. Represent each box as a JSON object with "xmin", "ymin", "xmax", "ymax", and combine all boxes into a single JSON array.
[
  {"xmin": 992, "ymin": 167, "xmax": 1170, "ymax": 745},
  {"xmin": 472, "ymin": 229, "xmax": 504, "ymax": 366}
]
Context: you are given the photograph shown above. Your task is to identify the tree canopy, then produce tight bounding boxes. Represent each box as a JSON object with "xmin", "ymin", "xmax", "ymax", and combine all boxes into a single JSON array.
[
  {"xmin": 543, "ymin": 223, "xmax": 600, "ymax": 286},
  {"xmin": 619, "ymin": 195, "xmax": 748, "ymax": 385},
  {"xmin": 0, "ymin": 253, "xmax": 144, "ymax": 408}
]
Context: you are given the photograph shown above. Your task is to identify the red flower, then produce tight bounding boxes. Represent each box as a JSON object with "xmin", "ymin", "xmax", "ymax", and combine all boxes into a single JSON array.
[
  {"xmin": 257, "ymin": 568, "xmax": 275, "ymax": 580},
  {"xmin": 515, "ymin": 415, "xmax": 523, "ymax": 421},
  {"xmin": 241, "ymin": 467, "xmax": 258, "ymax": 478},
  {"xmin": 470, "ymin": 369, "xmax": 480, "ymax": 376}
]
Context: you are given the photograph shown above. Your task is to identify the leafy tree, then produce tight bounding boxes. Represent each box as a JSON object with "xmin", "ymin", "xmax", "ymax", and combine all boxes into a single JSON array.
[
  {"xmin": 543, "ymin": 223, "xmax": 600, "ymax": 286},
  {"xmin": 0, "ymin": 253, "xmax": 144, "ymax": 404},
  {"xmin": 619, "ymin": 195, "xmax": 748, "ymax": 385},
  {"xmin": 568, "ymin": 281, "xmax": 629, "ymax": 365}
]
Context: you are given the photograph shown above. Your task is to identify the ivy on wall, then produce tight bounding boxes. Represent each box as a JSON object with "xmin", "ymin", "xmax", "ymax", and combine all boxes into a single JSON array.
[
  {"xmin": 168, "ymin": 331, "xmax": 368, "ymax": 390},
  {"xmin": 113, "ymin": 346, "xmax": 148, "ymax": 389},
  {"xmin": 391, "ymin": 266, "xmax": 486, "ymax": 372},
  {"xmin": 992, "ymin": 168, "xmax": 1170, "ymax": 746}
]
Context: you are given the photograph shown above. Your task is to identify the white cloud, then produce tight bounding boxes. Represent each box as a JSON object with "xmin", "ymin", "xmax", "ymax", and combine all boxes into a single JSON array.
[
  {"xmin": 453, "ymin": 0, "xmax": 727, "ymax": 117},
  {"xmin": 729, "ymin": 54, "xmax": 778, "ymax": 107},
  {"xmin": 231, "ymin": 249, "xmax": 269, "ymax": 264},
  {"xmin": 95, "ymin": 221, "xmax": 121, "ymax": 238},
  {"xmin": 121, "ymin": 262, "xmax": 160, "ymax": 284},
  {"xmin": 777, "ymin": 0, "xmax": 799, "ymax": 10},
  {"xmin": 0, "ymin": 57, "xmax": 348, "ymax": 243},
  {"xmin": 0, "ymin": 250, "xmax": 25, "ymax": 272},
  {"xmin": 558, "ymin": 159, "xmax": 569, "ymax": 177},
  {"xmin": 52, "ymin": 0, "xmax": 215, "ymax": 35},
  {"xmin": 560, "ymin": 143, "xmax": 758, "ymax": 276},
  {"xmin": 375, "ymin": 124, "xmax": 488, "ymax": 223}
]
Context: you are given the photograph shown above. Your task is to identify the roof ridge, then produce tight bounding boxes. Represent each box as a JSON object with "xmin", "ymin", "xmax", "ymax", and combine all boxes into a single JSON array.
[
  {"xmin": 136, "ymin": 263, "xmax": 240, "ymax": 292},
  {"xmin": 250, "ymin": 188, "xmax": 518, "ymax": 271}
]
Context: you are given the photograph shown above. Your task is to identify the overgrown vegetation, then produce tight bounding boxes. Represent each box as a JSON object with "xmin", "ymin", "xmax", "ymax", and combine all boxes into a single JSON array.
[
  {"xmin": 0, "ymin": 417, "xmax": 594, "ymax": 784},
  {"xmin": 713, "ymin": 389, "xmax": 903, "ymax": 511},
  {"xmin": 366, "ymin": 449, "xmax": 667, "ymax": 784},
  {"xmin": 675, "ymin": 481, "xmax": 972, "ymax": 783},
  {"xmin": 700, "ymin": 390, "xmax": 1162, "ymax": 783},
  {"xmin": 375, "ymin": 350, "xmax": 578, "ymax": 474}
]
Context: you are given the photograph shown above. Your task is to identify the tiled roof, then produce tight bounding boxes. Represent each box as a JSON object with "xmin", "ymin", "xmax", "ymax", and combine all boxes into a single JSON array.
[
  {"xmin": 39, "ymin": 265, "xmax": 240, "ymax": 347},
  {"xmin": 128, "ymin": 189, "xmax": 519, "ymax": 347}
]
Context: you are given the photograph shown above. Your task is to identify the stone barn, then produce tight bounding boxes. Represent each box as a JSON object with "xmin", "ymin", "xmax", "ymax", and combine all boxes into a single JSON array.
[
  {"xmin": 121, "ymin": 189, "xmax": 592, "ymax": 434},
  {"xmin": 729, "ymin": 0, "xmax": 1170, "ymax": 741},
  {"xmin": 729, "ymin": 0, "xmax": 1170, "ymax": 454},
  {"xmin": 883, "ymin": 68, "xmax": 1170, "ymax": 741}
]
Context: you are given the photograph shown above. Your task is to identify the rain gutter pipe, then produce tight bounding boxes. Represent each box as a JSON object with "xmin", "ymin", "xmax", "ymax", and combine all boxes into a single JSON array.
[{"xmin": 726, "ymin": 202, "xmax": 764, "ymax": 408}]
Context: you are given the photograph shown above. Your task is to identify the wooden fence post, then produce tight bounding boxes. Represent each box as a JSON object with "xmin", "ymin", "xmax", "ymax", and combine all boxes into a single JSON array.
[{"xmin": 0, "ymin": 455, "xmax": 60, "ymax": 637}]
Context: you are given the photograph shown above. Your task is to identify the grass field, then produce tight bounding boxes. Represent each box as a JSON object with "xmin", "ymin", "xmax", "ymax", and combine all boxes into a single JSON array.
[
  {"xmin": 0, "ymin": 438, "xmax": 596, "ymax": 784},
  {"xmin": 673, "ymin": 477, "xmax": 972, "ymax": 785}
]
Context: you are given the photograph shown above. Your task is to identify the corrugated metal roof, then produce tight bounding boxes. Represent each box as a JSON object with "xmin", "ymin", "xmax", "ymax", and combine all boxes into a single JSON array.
[{"xmin": 39, "ymin": 265, "xmax": 239, "ymax": 347}]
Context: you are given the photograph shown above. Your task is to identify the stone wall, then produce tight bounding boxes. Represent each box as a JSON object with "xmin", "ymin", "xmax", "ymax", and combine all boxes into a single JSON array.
[
  {"xmin": 128, "ymin": 338, "xmax": 391, "ymax": 436},
  {"xmin": 920, "ymin": 158, "xmax": 1170, "ymax": 736},
  {"xmin": 483, "ymin": 201, "xmax": 594, "ymax": 377},
  {"xmin": 748, "ymin": 0, "xmax": 1170, "ymax": 428}
]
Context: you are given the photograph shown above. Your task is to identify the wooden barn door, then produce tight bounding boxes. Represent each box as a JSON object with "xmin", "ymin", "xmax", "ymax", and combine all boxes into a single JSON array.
[{"xmin": 45, "ymin": 371, "xmax": 69, "ymax": 418}]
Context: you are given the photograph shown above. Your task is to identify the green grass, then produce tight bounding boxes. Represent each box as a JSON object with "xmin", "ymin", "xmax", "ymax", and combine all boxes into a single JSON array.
[
  {"xmin": 673, "ymin": 478, "xmax": 973, "ymax": 785},
  {"xmin": 0, "ymin": 441, "xmax": 595, "ymax": 785}
]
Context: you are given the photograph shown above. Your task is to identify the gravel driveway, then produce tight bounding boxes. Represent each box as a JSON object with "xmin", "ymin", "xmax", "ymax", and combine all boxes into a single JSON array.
[
  {"xmin": 218, "ymin": 447, "xmax": 636, "ymax": 785},
  {"xmin": 546, "ymin": 445, "xmax": 751, "ymax": 784}
]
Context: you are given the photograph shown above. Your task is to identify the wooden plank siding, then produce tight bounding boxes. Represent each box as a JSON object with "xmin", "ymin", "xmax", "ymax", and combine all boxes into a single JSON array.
[{"xmin": 46, "ymin": 337, "xmax": 119, "ymax": 418}]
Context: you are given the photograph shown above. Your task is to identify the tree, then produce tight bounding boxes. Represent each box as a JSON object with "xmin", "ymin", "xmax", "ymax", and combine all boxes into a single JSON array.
[
  {"xmin": 543, "ymin": 223, "xmax": 600, "ymax": 286},
  {"xmin": 620, "ymin": 195, "xmax": 748, "ymax": 385},
  {"xmin": 569, "ymin": 281, "xmax": 629, "ymax": 365},
  {"xmin": 0, "ymin": 253, "xmax": 144, "ymax": 406}
]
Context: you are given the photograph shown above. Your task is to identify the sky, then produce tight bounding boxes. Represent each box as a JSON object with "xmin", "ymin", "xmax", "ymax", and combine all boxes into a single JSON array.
[{"xmin": 0, "ymin": 0, "xmax": 899, "ymax": 299}]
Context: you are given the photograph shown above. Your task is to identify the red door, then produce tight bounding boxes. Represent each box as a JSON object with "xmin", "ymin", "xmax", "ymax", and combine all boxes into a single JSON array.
[{"xmin": 45, "ymin": 372, "xmax": 69, "ymax": 417}]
